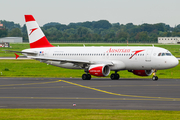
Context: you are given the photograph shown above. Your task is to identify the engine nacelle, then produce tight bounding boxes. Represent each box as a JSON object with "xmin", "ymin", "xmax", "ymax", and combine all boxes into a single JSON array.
[
  {"xmin": 131, "ymin": 70, "xmax": 153, "ymax": 76},
  {"xmin": 89, "ymin": 64, "xmax": 110, "ymax": 77}
]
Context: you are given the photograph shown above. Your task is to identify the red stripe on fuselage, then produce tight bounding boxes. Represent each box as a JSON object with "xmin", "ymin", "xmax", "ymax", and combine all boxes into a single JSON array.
[
  {"xmin": 30, "ymin": 36, "xmax": 54, "ymax": 48},
  {"xmin": 25, "ymin": 15, "xmax": 35, "ymax": 22}
]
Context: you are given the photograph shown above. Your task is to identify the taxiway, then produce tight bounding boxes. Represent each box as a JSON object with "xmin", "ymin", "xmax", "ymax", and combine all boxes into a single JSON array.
[{"xmin": 0, "ymin": 77, "xmax": 180, "ymax": 110}]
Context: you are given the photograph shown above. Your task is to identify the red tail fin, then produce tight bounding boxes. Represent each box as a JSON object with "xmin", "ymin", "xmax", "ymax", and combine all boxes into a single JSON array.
[{"xmin": 24, "ymin": 15, "xmax": 54, "ymax": 48}]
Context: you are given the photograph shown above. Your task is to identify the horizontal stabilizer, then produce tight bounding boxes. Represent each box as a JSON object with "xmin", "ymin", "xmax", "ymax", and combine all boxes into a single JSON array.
[
  {"xmin": 14, "ymin": 53, "xmax": 19, "ymax": 59},
  {"xmin": 4, "ymin": 50, "xmax": 37, "ymax": 54}
]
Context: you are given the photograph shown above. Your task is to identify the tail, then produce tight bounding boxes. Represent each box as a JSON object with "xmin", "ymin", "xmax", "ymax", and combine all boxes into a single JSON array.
[{"xmin": 24, "ymin": 15, "xmax": 54, "ymax": 48}]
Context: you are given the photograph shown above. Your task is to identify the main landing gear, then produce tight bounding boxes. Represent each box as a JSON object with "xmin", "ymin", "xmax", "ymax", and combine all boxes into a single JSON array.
[
  {"xmin": 82, "ymin": 74, "xmax": 91, "ymax": 80},
  {"xmin": 110, "ymin": 71, "xmax": 120, "ymax": 80},
  {"xmin": 82, "ymin": 68, "xmax": 91, "ymax": 80},
  {"xmin": 152, "ymin": 69, "xmax": 158, "ymax": 81}
]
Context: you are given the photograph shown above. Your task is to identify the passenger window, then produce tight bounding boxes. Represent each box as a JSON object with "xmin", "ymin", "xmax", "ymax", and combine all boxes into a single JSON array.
[{"xmin": 158, "ymin": 53, "xmax": 161, "ymax": 56}]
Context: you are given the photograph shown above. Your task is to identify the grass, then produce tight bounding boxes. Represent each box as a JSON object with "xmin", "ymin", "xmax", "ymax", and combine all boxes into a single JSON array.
[
  {"xmin": 0, "ymin": 60, "xmax": 84, "ymax": 78},
  {"xmin": 0, "ymin": 109, "xmax": 179, "ymax": 120},
  {"xmin": 0, "ymin": 44, "xmax": 180, "ymax": 119},
  {"xmin": 0, "ymin": 59, "xmax": 180, "ymax": 78},
  {"xmin": 1, "ymin": 43, "xmax": 180, "ymax": 57}
]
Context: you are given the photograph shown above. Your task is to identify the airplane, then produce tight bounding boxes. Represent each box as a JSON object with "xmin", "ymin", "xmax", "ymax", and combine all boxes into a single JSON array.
[{"xmin": 10, "ymin": 15, "xmax": 179, "ymax": 81}]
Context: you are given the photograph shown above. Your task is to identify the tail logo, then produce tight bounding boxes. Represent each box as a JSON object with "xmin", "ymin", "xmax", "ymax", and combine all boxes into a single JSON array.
[{"xmin": 29, "ymin": 28, "xmax": 38, "ymax": 36}]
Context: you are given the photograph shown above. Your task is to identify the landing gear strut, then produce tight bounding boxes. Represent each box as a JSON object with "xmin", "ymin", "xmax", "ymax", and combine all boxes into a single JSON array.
[
  {"xmin": 110, "ymin": 71, "xmax": 120, "ymax": 80},
  {"xmin": 152, "ymin": 69, "xmax": 158, "ymax": 81}
]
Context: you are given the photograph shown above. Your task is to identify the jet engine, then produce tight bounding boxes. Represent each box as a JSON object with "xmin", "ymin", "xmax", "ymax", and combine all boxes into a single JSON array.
[
  {"xmin": 88, "ymin": 64, "xmax": 110, "ymax": 77},
  {"xmin": 131, "ymin": 70, "xmax": 153, "ymax": 76}
]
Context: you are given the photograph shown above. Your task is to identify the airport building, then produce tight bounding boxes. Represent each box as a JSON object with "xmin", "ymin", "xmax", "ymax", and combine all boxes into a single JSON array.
[
  {"xmin": 158, "ymin": 37, "xmax": 180, "ymax": 44},
  {"xmin": 0, "ymin": 37, "xmax": 23, "ymax": 43}
]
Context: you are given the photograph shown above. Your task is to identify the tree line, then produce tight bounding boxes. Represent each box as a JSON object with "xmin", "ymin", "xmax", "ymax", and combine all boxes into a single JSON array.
[{"xmin": 1, "ymin": 19, "xmax": 180, "ymax": 43}]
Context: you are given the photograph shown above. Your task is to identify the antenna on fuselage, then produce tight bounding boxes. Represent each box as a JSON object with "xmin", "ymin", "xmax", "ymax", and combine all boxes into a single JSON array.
[
  {"xmin": 83, "ymin": 44, "xmax": 85, "ymax": 47},
  {"xmin": 152, "ymin": 44, "xmax": 154, "ymax": 47}
]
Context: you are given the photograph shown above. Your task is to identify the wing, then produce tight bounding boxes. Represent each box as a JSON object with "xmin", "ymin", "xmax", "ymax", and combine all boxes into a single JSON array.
[
  {"xmin": 32, "ymin": 56, "xmax": 113, "ymax": 66},
  {"xmin": 4, "ymin": 50, "xmax": 37, "ymax": 54},
  {"xmin": 4, "ymin": 50, "xmax": 38, "ymax": 57},
  {"xmin": 4, "ymin": 50, "xmax": 114, "ymax": 66}
]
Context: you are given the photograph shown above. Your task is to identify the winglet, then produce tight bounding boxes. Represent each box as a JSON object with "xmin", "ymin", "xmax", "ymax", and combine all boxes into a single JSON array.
[{"xmin": 15, "ymin": 53, "xmax": 20, "ymax": 59}]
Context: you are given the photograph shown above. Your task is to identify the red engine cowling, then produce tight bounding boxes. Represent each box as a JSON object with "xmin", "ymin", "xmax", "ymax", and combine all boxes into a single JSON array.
[
  {"xmin": 89, "ymin": 64, "xmax": 110, "ymax": 77},
  {"xmin": 132, "ymin": 70, "xmax": 153, "ymax": 76}
]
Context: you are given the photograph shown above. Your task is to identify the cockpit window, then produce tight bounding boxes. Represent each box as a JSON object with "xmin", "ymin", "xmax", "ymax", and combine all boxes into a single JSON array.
[
  {"xmin": 158, "ymin": 53, "xmax": 161, "ymax": 56},
  {"xmin": 158, "ymin": 53, "xmax": 172, "ymax": 56},
  {"xmin": 166, "ymin": 53, "xmax": 172, "ymax": 56},
  {"xmin": 162, "ymin": 53, "xmax": 165, "ymax": 56}
]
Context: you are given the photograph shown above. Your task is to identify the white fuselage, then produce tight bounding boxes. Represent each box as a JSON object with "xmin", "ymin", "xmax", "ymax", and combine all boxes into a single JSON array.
[{"xmin": 22, "ymin": 46, "xmax": 179, "ymax": 71}]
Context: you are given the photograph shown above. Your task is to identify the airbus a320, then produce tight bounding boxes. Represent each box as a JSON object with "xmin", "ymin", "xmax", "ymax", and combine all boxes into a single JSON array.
[{"xmin": 10, "ymin": 15, "xmax": 179, "ymax": 81}]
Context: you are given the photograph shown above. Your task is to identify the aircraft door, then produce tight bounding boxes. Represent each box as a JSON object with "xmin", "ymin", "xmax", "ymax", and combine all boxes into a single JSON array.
[{"xmin": 145, "ymin": 49, "xmax": 152, "ymax": 62}]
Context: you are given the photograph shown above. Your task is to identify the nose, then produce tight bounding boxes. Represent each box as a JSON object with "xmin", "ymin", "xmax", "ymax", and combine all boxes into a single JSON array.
[{"xmin": 171, "ymin": 57, "xmax": 179, "ymax": 67}]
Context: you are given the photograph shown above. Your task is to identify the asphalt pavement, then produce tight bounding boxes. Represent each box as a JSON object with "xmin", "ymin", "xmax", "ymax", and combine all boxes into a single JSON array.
[{"xmin": 0, "ymin": 77, "xmax": 180, "ymax": 110}]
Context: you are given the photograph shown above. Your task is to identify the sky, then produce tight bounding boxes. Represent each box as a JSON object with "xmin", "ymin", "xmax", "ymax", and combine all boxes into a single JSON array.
[{"xmin": 1, "ymin": 0, "xmax": 180, "ymax": 27}]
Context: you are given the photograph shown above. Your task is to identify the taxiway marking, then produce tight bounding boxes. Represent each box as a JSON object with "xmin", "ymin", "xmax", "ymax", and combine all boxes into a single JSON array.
[
  {"xmin": 1, "ymin": 79, "xmax": 180, "ymax": 101},
  {"xmin": 0, "ymin": 80, "xmax": 60, "ymax": 87},
  {"xmin": 60, "ymin": 80, "xmax": 180, "ymax": 101}
]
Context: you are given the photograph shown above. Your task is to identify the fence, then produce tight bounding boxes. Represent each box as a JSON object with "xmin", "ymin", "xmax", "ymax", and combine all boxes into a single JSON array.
[{"xmin": 23, "ymin": 40, "xmax": 157, "ymax": 43}]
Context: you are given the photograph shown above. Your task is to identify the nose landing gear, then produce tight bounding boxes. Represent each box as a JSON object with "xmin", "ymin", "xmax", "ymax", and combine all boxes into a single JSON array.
[{"xmin": 152, "ymin": 69, "xmax": 158, "ymax": 81}]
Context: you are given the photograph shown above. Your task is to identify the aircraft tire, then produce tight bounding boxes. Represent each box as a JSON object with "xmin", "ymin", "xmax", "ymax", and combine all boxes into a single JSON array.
[
  {"xmin": 87, "ymin": 74, "xmax": 91, "ymax": 80},
  {"xmin": 82, "ymin": 74, "xmax": 87, "ymax": 80},
  {"xmin": 111, "ymin": 74, "xmax": 119, "ymax": 80},
  {"xmin": 116, "ymin": 74, "xmax": 120, "ymax": 80},
  {"xmin": 82, "ymin": 74, "xmax": 91, "ymax": 80},
  {"xmin": 110, "ymin": 74, "xmax": 115, "ymax": 80},
  {"xmin": 152, "ymin": 76, "xmax": 158, "ymax": 81}
]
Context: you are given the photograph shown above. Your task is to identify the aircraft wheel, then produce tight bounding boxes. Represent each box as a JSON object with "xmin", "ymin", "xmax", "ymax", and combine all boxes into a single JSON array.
[
  {"xmin": 110, "ymin": 74, "xmax": 115, "ymax": 80},
  {"xmin": 111, "ymin": 74, "xmax": 119, "ymax": 80},
  {"xmin": 152, "ymin": 76, "xmax": 158, "ymax": 81},
  {"xmin": 82, "ymin": 74, "xmax": 91, "ymax": 80},
  {"xmin": 116, "ymin": 74, "xmax": 120, "ymax": 80},
  {"xmin": 82, "ymin": 74, "xmax": 87, "ymax": 80},
  {"xmin": 87, "ymin": 74, "xmax": 91, "ymax": 80}
]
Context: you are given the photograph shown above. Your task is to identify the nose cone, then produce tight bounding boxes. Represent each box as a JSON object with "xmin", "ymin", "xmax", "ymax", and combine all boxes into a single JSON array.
[{"xmin": 171, "ymin": 57, "xmax": 179, "ymax": 68}]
